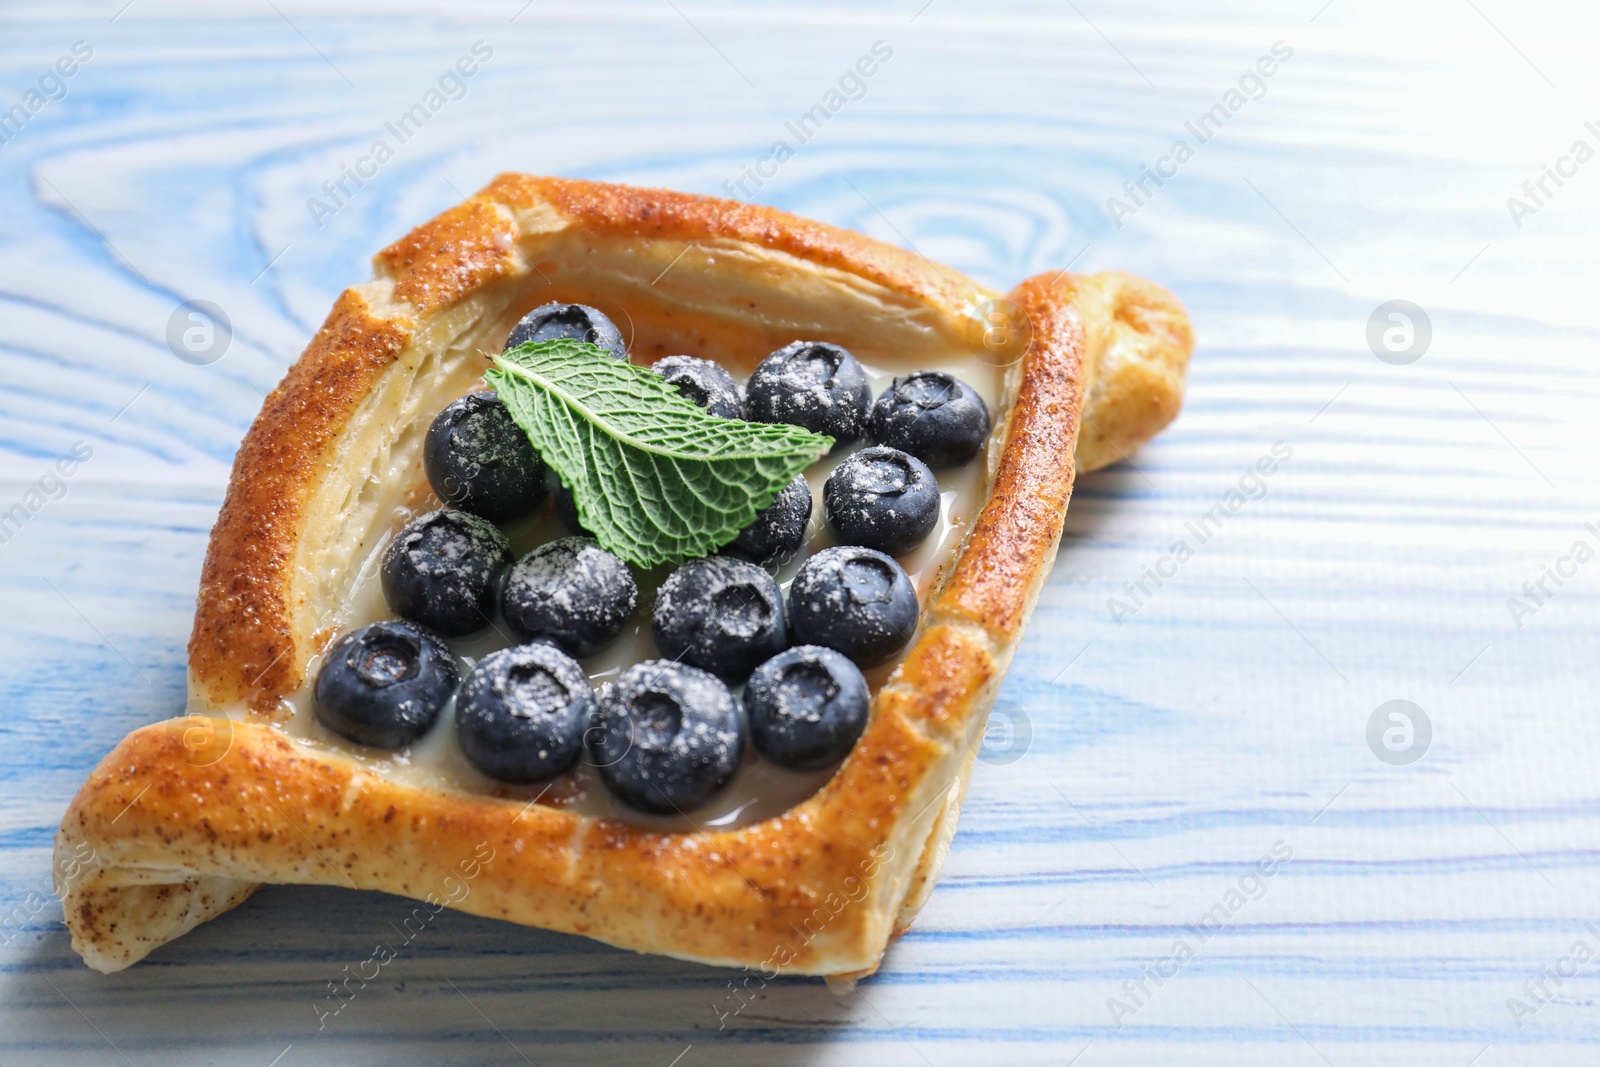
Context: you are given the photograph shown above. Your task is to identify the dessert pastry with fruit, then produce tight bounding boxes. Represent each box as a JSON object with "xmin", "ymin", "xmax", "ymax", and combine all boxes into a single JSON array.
[{"xmin": 55, "ymin": 175, "xmax": 1191, "ymax": 979}]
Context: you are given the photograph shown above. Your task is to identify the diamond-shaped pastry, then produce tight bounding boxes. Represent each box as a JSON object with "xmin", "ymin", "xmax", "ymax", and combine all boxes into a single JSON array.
[{"xmin": 55, "ymin": 175, "xmax": 1191, "ymax": 978}]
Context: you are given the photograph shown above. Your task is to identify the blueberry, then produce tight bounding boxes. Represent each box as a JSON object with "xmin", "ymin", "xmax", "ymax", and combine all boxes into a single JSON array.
[
  {"xmin": 313, "ymin": 621, "xmax": 458, "ymax": 748},
  {"xmin": 745, "ymin": 341, "xmax": 871, "ymax": 448},
  {"xmin": 505, "ymin": 302, "xmax": 626, "ymax": 360},
  {"xmin": 823, "ymin": 446, "xmax": 940, "ymax": 556},
  {"xmin": 746, "ymin": 645, "xmax": 870, "ymax": 771},
  {"xmin": 655, "ymin": 355, "xmax": 744, "ymax": 419},
  {"xmin": 652, "ymin": 556, "xmax": 787, "ymax": 680},
  {"xmin": 788, "ymin": 545, "xmax": 918, "ymax": 666},
  {"xmin": 500, "ymin": 537, "xmax": 637, "ymax": 657},
  {"xmin": 724, "ymin": 474, "xmax": 812, "ymax": 567},
  {"xmin": 455, "ymin": 643, "xmax": 593, "ymax": 784},
  {"xmin": 589, "ymin": 660, "xmax": 743, "ymax": 814},
  {"xmin": 869, "ymin": 371, "xmax": 991, "ymax": 469},
  {"xmin": 381, "ymin": 509, "xmax": 512, "ymax": 637},
  {"xmin": 424, "ymin": 391, "xmax": 546, "ymax": 521}
]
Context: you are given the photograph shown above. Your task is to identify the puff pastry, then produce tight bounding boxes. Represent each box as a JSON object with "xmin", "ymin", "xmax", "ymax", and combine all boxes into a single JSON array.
[{"xmin": 54, "ymin": 175, "xmax": 1192, "ymax": 977}]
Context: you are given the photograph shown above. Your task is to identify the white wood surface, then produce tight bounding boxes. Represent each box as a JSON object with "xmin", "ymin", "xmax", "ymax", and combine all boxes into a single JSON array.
[{"xmin": 3, "ymin": 1, "xmax": 1599, "ymax": 1063}]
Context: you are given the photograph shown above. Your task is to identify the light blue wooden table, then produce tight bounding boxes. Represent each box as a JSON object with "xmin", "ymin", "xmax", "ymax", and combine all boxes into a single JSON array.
[{"xmin": 4, "ymin": 1, "xmax": 1598, "ymax": 1063}]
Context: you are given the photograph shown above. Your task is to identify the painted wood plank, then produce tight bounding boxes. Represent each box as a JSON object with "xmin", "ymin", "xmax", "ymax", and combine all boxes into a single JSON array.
[{"xmin": 4, "ymin": 2, "xmax": 1600, "ymax": 1064}]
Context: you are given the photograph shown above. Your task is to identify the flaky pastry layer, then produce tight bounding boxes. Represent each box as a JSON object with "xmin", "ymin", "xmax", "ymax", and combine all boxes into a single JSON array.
[{"xmin": 55, "ymin": 175, "xmax": 1191, "ymax": 975}]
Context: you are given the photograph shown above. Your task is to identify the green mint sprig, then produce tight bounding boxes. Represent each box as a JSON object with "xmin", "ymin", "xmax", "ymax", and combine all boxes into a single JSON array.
[{"xmin": 485, "ymin": 339, "xmax": 832, "ymax": 568}]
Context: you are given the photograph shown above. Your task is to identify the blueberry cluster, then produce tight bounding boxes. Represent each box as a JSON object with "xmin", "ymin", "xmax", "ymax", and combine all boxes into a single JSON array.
[
  {"xmin": 745, "ymin": 342, "xmax": 990, "ymax": 559},
  {"xmin": 314, "ymin": 310, "xmax": 993, "ymax": 813}
]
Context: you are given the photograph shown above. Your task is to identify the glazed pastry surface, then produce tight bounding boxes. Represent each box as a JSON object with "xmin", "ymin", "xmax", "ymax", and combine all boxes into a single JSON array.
[{"xmin": 55, "ymin": 175, "xmax": 1193, "ymax": 976}]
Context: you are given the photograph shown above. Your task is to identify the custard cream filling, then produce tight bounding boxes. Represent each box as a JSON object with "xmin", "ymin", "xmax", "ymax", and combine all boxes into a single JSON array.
[{"xmin": 235, "ymin": 347, "xmax": 1002, "ymax": 832}]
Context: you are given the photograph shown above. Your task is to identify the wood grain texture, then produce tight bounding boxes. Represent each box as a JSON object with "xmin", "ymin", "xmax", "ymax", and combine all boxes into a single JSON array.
[{"xmin": 4, "ymin": 1, "xmax": 1600, "ymax": 1064}]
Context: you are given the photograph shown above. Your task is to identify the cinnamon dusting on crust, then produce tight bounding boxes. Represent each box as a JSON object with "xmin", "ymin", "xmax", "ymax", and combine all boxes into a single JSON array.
[
  {"xmin": 189, "ymin": 290, "xmax": 411, "ymax": 706},
  {"xmin": 376, "ymin": 198, "xmax": 519, "ymax": 315},
  {"xmin": 484, "ymin": 174, "xmax": 977, "ymax": 320},
  {"xmin": 931, "ymin": 274, "xmax": 1086, "ymax": 640}
]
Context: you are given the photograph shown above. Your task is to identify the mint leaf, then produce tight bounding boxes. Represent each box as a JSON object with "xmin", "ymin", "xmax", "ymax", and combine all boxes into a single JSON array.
[{"xmin": 485, "ymin": 339, "xmax": 832, "ymax": 568}]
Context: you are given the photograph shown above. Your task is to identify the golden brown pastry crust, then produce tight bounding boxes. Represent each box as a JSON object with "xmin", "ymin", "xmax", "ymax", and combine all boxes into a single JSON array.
[{"xmin": 55, "ymin": 175, "xmax": 1191, "ymax": 975}]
